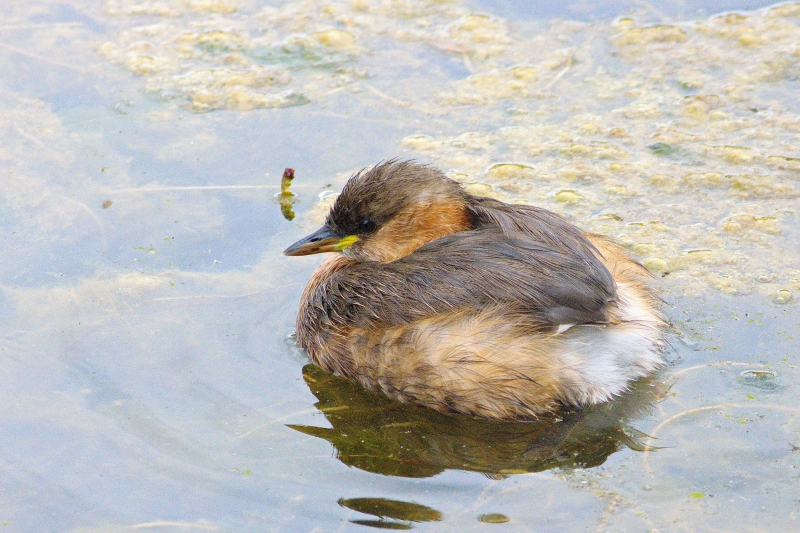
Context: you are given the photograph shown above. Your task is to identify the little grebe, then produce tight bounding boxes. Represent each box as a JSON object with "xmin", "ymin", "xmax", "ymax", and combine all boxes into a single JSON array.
[{"xmin": 284, "ymin": 161, "xmax": 666, "ymax": 420}]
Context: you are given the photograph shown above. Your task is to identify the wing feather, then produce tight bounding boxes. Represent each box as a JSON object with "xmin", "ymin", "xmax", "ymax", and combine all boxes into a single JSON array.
[{"xmin": 308, "ymin": 228, "xmax": 616, "ymax": 332}]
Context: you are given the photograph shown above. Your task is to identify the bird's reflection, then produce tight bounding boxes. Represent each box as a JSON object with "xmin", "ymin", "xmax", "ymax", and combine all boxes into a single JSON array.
[{"xmin": 288, "ymin": 364, "xmax": 665, "ymax": 478}]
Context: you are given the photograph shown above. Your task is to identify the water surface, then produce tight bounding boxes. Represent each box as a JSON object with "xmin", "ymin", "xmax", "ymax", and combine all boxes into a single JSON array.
[{"xmin": 1, "ymin": 1, "xmax": 798, "ymax": 531}]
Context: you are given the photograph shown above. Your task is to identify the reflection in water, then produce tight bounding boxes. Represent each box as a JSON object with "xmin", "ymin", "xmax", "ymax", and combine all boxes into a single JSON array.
[
  {"xmin": 349, "ymin": 521, "xmax": 412, "ymax": 530},
  {"xmin": 339, "ymin": 498, "xmax": 442, "ymax": 529},
  {"xmin": 289, "ymin": 364, "xmax": 665, "ymax": 478}
]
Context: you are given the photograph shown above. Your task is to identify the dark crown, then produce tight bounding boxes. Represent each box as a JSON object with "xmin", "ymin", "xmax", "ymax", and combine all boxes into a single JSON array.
[{"xmin": 326, "ymin": 160, "xmax": 467, "ymax": 236}]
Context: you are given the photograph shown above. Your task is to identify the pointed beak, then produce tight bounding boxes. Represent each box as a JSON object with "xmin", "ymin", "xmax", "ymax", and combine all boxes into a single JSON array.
[{"xmin": 283, "ymin": 225, "xmax": 359, "ymax": 256}]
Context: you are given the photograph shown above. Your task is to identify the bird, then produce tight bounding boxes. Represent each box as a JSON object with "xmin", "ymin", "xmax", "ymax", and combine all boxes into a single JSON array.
[{"xmin": 283, "ymin": 160, "xmax": 666, "ymax": 420}]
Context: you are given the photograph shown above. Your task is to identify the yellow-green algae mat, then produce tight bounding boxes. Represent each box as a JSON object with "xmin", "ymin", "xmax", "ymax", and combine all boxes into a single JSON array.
[
  {"xmin": 2, "ymin": 0, "xmax": 799, "ymax": 531},
  {"xmin": 102, "ymin": 0, "xmax": 800, "ymax": 300}
]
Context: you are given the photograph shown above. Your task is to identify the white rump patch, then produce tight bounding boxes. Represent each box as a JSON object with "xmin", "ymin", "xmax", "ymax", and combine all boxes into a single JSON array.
[{"xmin": 554, "ymin": 281, "xmax": 665, "ymax": 406}]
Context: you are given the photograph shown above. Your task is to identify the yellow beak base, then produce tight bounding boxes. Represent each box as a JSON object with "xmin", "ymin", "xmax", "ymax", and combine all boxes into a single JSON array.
[{"xmin": 283, "ymin": 226, "xmax": 358, "ymax": 256}]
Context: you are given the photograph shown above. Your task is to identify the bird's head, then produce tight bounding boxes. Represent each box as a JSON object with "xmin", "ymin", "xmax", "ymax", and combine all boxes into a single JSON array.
[{"xmin": 283, "ymin": 160, "xmax": 472, "ymax": 263}]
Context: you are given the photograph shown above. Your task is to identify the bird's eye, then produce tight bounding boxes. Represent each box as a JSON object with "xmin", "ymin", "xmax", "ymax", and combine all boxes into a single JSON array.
[{"xmin": 358, "ymin": 219, "xmax": 377, "ymax": 234}]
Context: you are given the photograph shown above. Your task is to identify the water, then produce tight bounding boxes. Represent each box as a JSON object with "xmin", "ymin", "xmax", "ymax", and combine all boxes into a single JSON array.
[{"xmin": 1, "ymin": 0, "xmax": 798, "ymax": 531}]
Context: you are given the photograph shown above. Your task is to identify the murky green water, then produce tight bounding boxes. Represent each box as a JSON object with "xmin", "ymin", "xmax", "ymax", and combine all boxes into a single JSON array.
[{"xmin": 1, "ymin": 1, "xmax": 798, "ymax": 531}]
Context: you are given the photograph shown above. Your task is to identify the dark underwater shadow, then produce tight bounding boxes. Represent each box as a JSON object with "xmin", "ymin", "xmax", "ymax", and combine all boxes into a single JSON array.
[{"xmin": 288, "ymin": 364, "xmax": 666, "ymax": 478}]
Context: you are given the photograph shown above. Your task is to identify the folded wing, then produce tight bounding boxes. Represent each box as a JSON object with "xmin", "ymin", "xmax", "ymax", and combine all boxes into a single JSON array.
[{"xmin": 309, "ymin": 228, "xmax": 617, "ymax": 333}]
